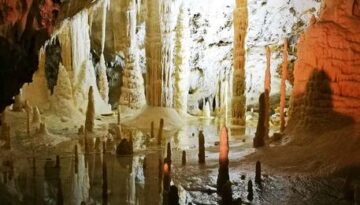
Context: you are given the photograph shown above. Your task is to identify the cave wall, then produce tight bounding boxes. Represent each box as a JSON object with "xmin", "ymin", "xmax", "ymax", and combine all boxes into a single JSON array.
[{"xmin": 288, "ymin": 0, "xmax": 360, "ymax": 130}]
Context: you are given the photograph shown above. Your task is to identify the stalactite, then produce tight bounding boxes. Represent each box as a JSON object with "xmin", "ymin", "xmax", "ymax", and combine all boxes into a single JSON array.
[
  {"xmin": 119, "ymin": 0, "xmax": 146, "ymax": 110},
  {"xmin": 231, "ymin": 0, "xmax": 248, "ymax": 126},
  {"xmin": 174, "ymin": 4, "xmax": 190, "ymax": 113},
  {"xmin": 97, "ymin": 54, "xmax": 109, "ymax": 103},
  {"xmin": 101, "ymin": 0, "xmax": 110, "ymax": 54},
  {"xmin": 85, "ymin": 86, "xmax": 95, "ymax": 133},
  {"xmin": 280, "ymin": 39, "xmax": 288, "ymax": 132},
  {"xmin": 264, "ymin": 47, "xmax": 271, "ymax": 138}
]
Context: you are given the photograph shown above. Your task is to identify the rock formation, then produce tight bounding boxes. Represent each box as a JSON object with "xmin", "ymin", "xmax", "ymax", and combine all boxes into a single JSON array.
[
  {"xmin": 85, "ymin": 87, "xmax": 95, "ymax": 133},
  {"xmin": 168, "ymin": 185, "xmax": 180, "ymax": 205},
  {"xmin": 12, "ymin": 92, "xmax": 24, "ymax": 112},
  {"xmin": 231, "ymin": 0, "xmax": 248, "ymax": 126},
  {"xmin": 1, "ymin": 123, "xmax": 11, "ymax": 150},
  {"xmin": 166, "ymin": 142, "xmax": 172, "ymax": 164},
  {"xmin": 32, "ymin": 106, "xmax": 41, "ymax": 125},
  {"xmin": 174, "ymin": 5, "xmax": 190, "ymax": 113},
  {"xmin": 253, "ymin": 93, "xmax": 266, "ymax": 148},
  {"xmin": 198, "ymin": 131, "xmax": 206, "ymax": 164},
  {"xmin": 217, "ymin": 127, "xmax": 230, "ymax": 193},
  {"xmin": 220, "ymin": 181, "xmax": 233, "ymax": 205},
  {"xmin": 116, "ymin": 139, "xmax": 133, "ymax": 155},
  {"xmin": 280, "ymin": 39, "xmax": 288, "ymax": 132},
  {"xmin": 182, "ymin": 150, "xmax": 186, "ymax": 166},
  {"xmin": 119, "ymin": 0, "xmax": 146, "ymax": 110},
  {"xmin": 264, "ymin": 47, "xmax": 271, "ymax": 139},
  {"xmin": 25, "ymin": 101, "xmax": 31, "ymax": 137},
  {"xmin": 203, "ymin": 102, "xmax": 211, "ymax": 118},
  {"xmin": 163, "ymin": 162, "xmax": 171, "ymax": 192},
  {"xmin": 247, "ymin": 180, "xmax": 254, "ymax": 201},
  {"xmin": 255, "ymin": 161, "xmax": 261, "ymax": 184},
  {"xmin": 289, "ymin": 0, "xmax": 360, "ymax": 128},
  {"xmin": 97, "ymin": 54, "xmax": 109, "ymax": 103},
  {"xmin": 157, "ymin": 118, "xmax": 164, "ymax": 145}
]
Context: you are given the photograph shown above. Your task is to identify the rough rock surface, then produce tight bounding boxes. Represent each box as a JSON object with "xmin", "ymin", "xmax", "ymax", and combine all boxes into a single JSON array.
[{"xmin": 289, "ymin": 0, "xmax": 360, "ymax": 129}]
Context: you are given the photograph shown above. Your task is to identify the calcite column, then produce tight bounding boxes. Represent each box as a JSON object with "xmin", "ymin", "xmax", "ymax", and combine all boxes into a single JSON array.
[
  {"xmin": 119, "ymin": 0, "xmax": 146, "ymax": 109},
  {"xmin": 145, "ymin": 0, "xmax": 178, "ymax": 107},
  {"xmin": 231, "ymin": 0, "xmax": 248, "ymax": 126},
  {"xmin": 174, "ymin": 5, "xmax": 190, "ymax": 113}
]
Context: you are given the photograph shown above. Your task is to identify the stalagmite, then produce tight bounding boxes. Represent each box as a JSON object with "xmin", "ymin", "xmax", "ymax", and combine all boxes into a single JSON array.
[
  {"xmin": 182, "ymin": 150, "xmax": 186, "ymax": 166},
  {"xmin": 97, "ymin": 54, "xmax": 109, "ymax": 103},
  {"xmin": 158, "ymin": 118, "xmax": 164, "ymax": 145},
  {"xmin": 32, "ymin": 106, "xmax": 41, "ymax": 125},
  {"xmin": 217, "ymin": 127, "xmax": 230, "ymax": 193},
  {"xmin": 220, "ymin": 181, "xmax": 233, "ymax": 205},
  {"xmin": 151, "ymin": 121, "xmax": 155, "ymax": 138},
  {"xmin": 163, "ymin": 163, "xmax": 171, "ymax": 192},
  {"xmin": 74, "ymin": 145, "xmax": 79, "ymax": 174},
  {"xmin": 232, "ymin": 0, "xmax": 248, "ymax": 126},
  {"xmin": 255, "ymin": 161, "xmax": 261, "ymax": 184},
  {"xmin": 50, "ymin": 64, "xmax": 79, "ymax": 119},
  {"xmin": 102, "ymin": 152, "xmax": 108, "ymax": 205},
  {"xmin": 198, "ymin": 131, "xmax": 205, "ymax": 164},
  {"xmin": 78, "ymin": 125, "xmax": 85, "ymax": 135},
  {"xmin": 85, "ymin": 86, "xmax": 95, "ymax": 133},
  {"xmin": 253, "ymin": 93, "xmax": 266, "ymax": 148},
  {"xmin": 36, "ymin": 123, "xmax": 49, "ymax": 136},
  {"xmin": 166, "ymin": 142, "xmax": 172, "ymax": 164},
  {"xmin": 95, "ymin": 137, "xmax": 101, "ymax": 152},
  {"xmin": 168, "ymin": 185, "xmax": 180, "ymax": 205},
  {"xmin": 25, "ymin": 101, "xmax": 31, "ymax": 137},
  {"xmin": 280, "ymin": 39, "xmax": 288, "ymax": 132},
  {"xmin": 116, "ymin": 139, "xmax": 133, "ymax": 155},
  {"xmin": 174, "ymin": 5, "xmax": 190, "ymax": 113},
  {"xmin": 12, "ymin": 92, "xmax": 23, "ymax": 112},
  {"xmin": 58, "ymin": 22, "xmax": 73, "ymax": 74},
  {"xmin": 247, "ymin": 180, "xmax": 254, "ymax": 201},
  {"xmin": 117, "ymin": 107, "xmax": 121, "ymax": 125},
  {"xmin": 119, "ymin": 0, "xmax": 146, "ymax": 109},
  {"xmin": 22, "ymin": 47, "xmax": 50, "ymax": 109},
  {"xmin": 264, "ymin": 47, "xmax": 271, "ymax": 139}
]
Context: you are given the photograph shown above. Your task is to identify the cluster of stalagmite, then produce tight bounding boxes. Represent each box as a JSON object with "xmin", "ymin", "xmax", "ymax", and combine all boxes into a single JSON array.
[
  {"xmin": 289, "ymin": 0, "xmax": 360, "ymax": 128},
  {"xmin": 231, "ymin": 0, "xmax": 248, "ymax": 126},
  {"xmin": 119, "ymin": 0, "xmax": 146, "ymax": 109},
  {"xmin": 174, "ymin": 5, "xmax": 190, "ymax": 113}
]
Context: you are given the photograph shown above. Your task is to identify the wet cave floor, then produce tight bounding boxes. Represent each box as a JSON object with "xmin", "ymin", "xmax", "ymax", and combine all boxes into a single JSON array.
[{"xmin": 0, "ymin": 115, "xmax": 357, "ymax": 205}]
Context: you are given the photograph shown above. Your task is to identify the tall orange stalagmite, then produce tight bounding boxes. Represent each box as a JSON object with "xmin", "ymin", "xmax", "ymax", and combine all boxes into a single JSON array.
[
  {"xmin": 280, "ymin": 39, "xmax": 288, "ymax": 132},
  {"xmin": 217, "ymin": 126, "xmax": 230, "ymax": 193}
]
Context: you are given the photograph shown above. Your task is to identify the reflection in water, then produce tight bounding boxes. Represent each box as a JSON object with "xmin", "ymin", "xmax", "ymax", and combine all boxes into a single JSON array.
[{"xmin": 0, "ymin": 121, "xmax": 356, "ymax": 205}]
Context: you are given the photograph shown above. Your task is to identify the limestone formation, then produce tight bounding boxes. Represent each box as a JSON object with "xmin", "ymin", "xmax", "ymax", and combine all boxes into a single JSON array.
[
  {"xmin": 220, "ymin": 181, "xmax": 233, "ymax": 205},
  {"xmin": 102, "ymin": 152, "xmax": 108, "ymax": 204},
  {"xmin": 280, "ymin": 39, "xmax": 288, "ymax": 132},
  {"xmin": 97, "ymin": 54, "xmax": 109, "ymax": 103},
  {"xmin": 247, "ymin": 180, "xmax": 254, "ymax": 201},
  {"xmin": 22, "ymin": 47, "xmax": 50, "ymax": 109},
  {"xmin": 203, "ymin": 102, "xmax": 211, "ymax": 118},
  {"xmin": 264, "ymin": 46, "xmax": 271, "ymax": 139},
  {"xmin": 151, "ymin": 121, "xmax": 155, "ymax": 138},
  {"xmin": 12, "ymin": 92, "xmax": 23, "ymax": 112},
  {"xmin": 32, "ymin": 106, "xmax": 41, "ymax": 125},
  {"xmin": 163, "ymin": 163, "xmax": 171, "ymax": 192},
  {"xmin": 25, "ymin": 100, "xmax": 31, "ymax": 137},
  {"xmin": 78, "ymin": 125, "xmax": 85, "ymax": 135},
  {"xmin": 255, "ymin": 161, "xmax": 261, "ymax": 184},
  {"xmin": 289, "ymin": 0, "xmax": 360, "ymax": 127},
  {"xmin": 182, "ymin": 150, "xmax": 186, "ymax": 166},
  {"xmin": 157, "ymin": 118, "xmax": 164, "ymax": 145},
  {"xmin": 119, "ymin": 0, "xmax": 146, "ymax": 110},
  {"xmin": 85, "ymin": 87, "xmax": 95, "ymax": 133},
  {"xmin": 198, "ymin": 131, "xmax": 205, "ymax": 164},
  {"xmin": 231, "ymin": 0, "xmax": 248, "ymax": 126},
  {"xmin": 253, "ymin": 93, "xmax": 266, "ymax": 148},
  {"xmin": 74, "ymin": 145, "xmax": 79, "ymax": 174},
  {"xmin": 166, "ymin": 142, "xmax": 172, "ymax": 164},
  {"xmin": 168, "ymin": 185, "xmax": 180, "ymax": 205},
  {"xmin": 1, "ymin": 123, "xmax": 10, "ymax": 150},
  {"xmin": 217, "ymin": 127, "xmax": 230, "ymax": 193},
  {"xmin": 174, "ymin": 5, "xmax": 190, "ymax": 113},
  {"xmin": 36, "ymin": 123, "xmax": 49, "ymax": 136},
  {"xmin": 117, "ymin": 107, "xmax": 121, "ymax": 125}
]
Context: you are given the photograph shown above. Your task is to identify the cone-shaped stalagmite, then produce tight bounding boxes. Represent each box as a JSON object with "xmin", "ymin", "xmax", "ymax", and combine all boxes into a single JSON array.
[
  {"xmin": 217, "ymin": 127, "xmax": 230, "ymax": 193},
  {"xmin": 158, "ymin": 118, "xmax": 164, "ymax": 145},
  {"xmin": 264, "ymin": 47, "xmax": 271, "ymax": 139},
  {"xmin": 254, "ymin": 93, "xmax": 266, "ymax": 148},
  {"xmin": 280, "ymin": 39, "xmax": 288, "ymax": 132},
  {"xmin": 247, "ymin": 180, "xmax": 254, "ymax": 201},
  {"xmin": 221, "ymin": 181, "xmax": 233, "ymax": 205},
  {"xmin": 98, "ymin": 54, "xmax": 109, "ymax": 103},
  {"xmin": 198, "ymin": 131, "xmax": 205, "ymax": 164},
  {"xmin": 85, "ymin": 87, "xmax": 95, "ymax": 132},
  {"xmin": 232, "ymin": 0, "xmax": 248, "ymax": 126}
]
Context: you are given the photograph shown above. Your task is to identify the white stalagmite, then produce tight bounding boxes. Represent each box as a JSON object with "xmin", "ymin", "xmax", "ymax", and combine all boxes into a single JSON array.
[
  {"xmin": 101, "ymin": 0, "xmax": 110, "ymax": 53},
  {"xmin": 74, "ymin": 60, "xmax": 111, "ymax": 114},
  {"xmin": 85, "ymin": 86, "xmax": 95, "ymax": 133},
  {"xmin": 174, "ymin": 5, "xmax": 190, "ymax": 113},
  {"xmin": 22, "ymin": 47, "xmax": 50, "ymax": 110},
  {"xmin": 119, "ymin": 0, "xmax": 146, "ymax": 109},
  {"xmin": 50, "ymin": 64, "xmax": 80, "ymax": 119},
  {"xmin": 97, "ymin": 54, "xmax": 109, "ymax": 103}
]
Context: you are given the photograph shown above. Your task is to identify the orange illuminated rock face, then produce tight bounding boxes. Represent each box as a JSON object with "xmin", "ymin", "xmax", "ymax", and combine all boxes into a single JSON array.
[{"xmin": 289, "ymin": 0, "xmax": 360, "ymax": 128}]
